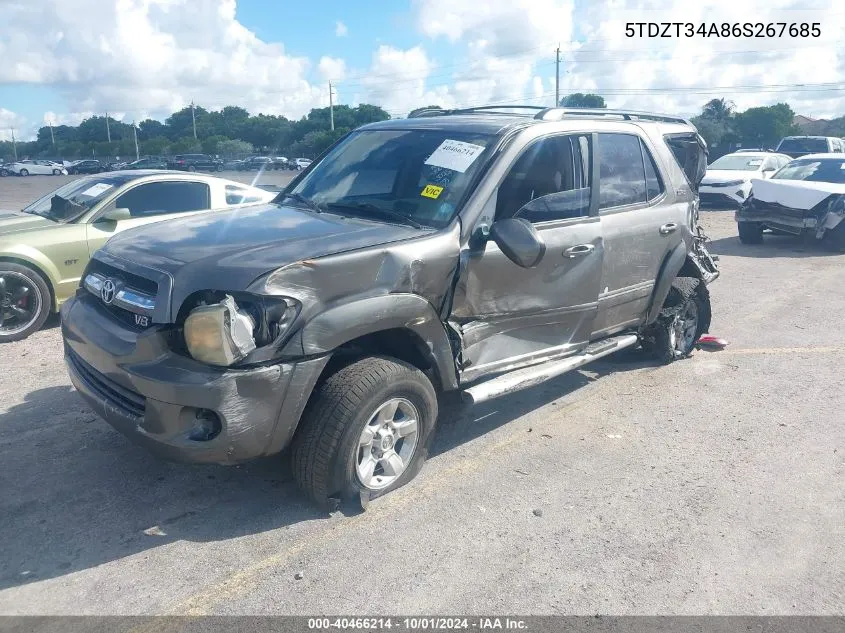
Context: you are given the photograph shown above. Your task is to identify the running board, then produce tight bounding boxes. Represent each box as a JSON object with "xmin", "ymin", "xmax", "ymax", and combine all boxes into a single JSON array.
[{"xmin": 461, "ymin": 334, "xmax": 639, "ymax": 405}]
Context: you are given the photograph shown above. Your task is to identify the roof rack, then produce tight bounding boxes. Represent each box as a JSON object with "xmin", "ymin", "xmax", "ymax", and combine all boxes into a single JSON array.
[
  {"xmin": 533, "ymin": 107, "xmax": 689, "ymax": 124},
  {"xmin": 406, "ymin": 105, "xmax": 690, "ymax": 125},
  {"xmin": 407, "ymin": 105, "xmax": 547, "ymax": 118}
]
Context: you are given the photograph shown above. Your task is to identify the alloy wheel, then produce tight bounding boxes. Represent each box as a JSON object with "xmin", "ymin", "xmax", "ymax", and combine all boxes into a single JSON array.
[
  {"xmin": 356, "ymin": 397, "xmax": 420, "ymax": 490},
  {"xmin": 0, "ymin": 272, "xmax": 42, "ymax": 336}
]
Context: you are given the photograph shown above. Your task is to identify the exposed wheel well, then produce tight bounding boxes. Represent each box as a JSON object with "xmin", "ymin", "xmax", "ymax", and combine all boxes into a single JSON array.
[
  {"xmin": 317, "ymin": 328, "xmax": 445, "ymax": 393},
  {"xmin": 0, "ymin": 257, "xmax": 56, "ymax": 310},
  {"xmin": 677, "ymin": 257, "xmax": 704, "ymax": 280}
]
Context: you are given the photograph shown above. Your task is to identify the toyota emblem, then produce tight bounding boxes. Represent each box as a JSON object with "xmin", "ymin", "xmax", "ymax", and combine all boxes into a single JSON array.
[{"xmin": 101, "ymin": 279, "xmax": 117, "ymax": 304}]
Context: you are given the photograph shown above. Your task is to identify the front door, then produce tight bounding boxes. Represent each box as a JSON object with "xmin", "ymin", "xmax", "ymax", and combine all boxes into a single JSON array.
[
  {"xmin": 86, "ymin": 180, "xmax": 212, "ymax": 254},
  {"xmin": 450, "ymin": 133, "xmax": 603, "ymax": 383}
]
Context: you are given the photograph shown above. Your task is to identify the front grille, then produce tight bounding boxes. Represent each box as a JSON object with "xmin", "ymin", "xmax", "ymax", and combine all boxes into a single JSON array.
[
  {"xmin": 67, "ymin": 348, "xmax": 145, "ymax": 419},
  {"xmin": 700, "ymin": 192, "xmax": 739, "ymax": 207},
  {"xmin": 87, "ymin": 260, "xmax": 158, "ymax": 297}
]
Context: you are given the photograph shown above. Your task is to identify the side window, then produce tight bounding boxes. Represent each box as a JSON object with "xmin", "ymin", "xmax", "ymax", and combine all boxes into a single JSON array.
[
  {"xmin": 494, "ymin": 134, "xmax": 592, "ymax": 223},
  {"xmin": 114, "ymin": 181, "xmax": 211, "ymax": 218},
  {"xmin": 598, "ymin": 133, "xmax": 647, "ymax": 209},
  {"xmin": 642, "ymin": 140, "xmax": 664, "ymax": 201},
  {"xmin": 225, "ymin": 185, "xmax": 264, "ymax": 205}
]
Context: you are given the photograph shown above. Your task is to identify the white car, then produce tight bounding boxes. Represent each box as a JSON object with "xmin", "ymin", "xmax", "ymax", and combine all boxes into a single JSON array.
[
  {"xmin": 7, "ymin": 159, "xmax": 69, "ymax": 176},
  {"xmin": 699, "ymin": 152, "xmax": 792, "ymax": 208},
  {"xmin": 294, "ymin": 158, "xmax": 312, "ymax": 170},
  {"xmin": 736, "ymin": 153, "xmax": 845, "ymax": 251}
]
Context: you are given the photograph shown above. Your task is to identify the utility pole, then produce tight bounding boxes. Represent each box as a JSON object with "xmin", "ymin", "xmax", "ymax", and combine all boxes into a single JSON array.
[
  {"xmin": 329, "ymin": 82, "xmax": 335, "ymax": 131},
  {"xmin": 190, "ymin": 101, "xmax": 197, "ymax": 139},
  {"xmin": 105, "ymin": 112, "xmax": 111, "ymax": 142},
  {"xmin": 10, "ymin": 128, "xmax": 17, "ymax": 160},
  {"xmin": 133, "ymin": 121, "xmax": 139, "ymax": 160},
  {"xmin": 49, "ymin": 122, "xmax": 55, "ymax": 146},
  {"xmin": 555, "ymin": 45, "xmax": 561, "ymax": 107}
]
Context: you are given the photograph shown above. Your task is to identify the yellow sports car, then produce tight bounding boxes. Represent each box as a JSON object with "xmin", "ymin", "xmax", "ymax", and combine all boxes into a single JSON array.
[{"xmin": 0, "ymin": 170, "xmax": 277, "ymax": 342}]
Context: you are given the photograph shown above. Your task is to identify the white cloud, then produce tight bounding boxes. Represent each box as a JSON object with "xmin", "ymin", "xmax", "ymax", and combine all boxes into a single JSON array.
[
  {"xmin": 318, "ymin": 56, "xmax": 347, "ymax": 83},
  {"xmin": 0, "ymin": 0, "xmax": 327, "ymax": 129},
  {"xmin": 335, "ymin": 21, "xmax": 348, "ymax": 37},
  {"xmin": 0, "ymin": 109, "xmax": 27, "ymax": 142}
]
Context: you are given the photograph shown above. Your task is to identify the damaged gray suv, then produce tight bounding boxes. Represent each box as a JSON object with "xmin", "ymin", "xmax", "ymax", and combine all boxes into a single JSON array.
[{"xmin": 61, "ymin": 106, "xmax": 718, "ymax": 507}]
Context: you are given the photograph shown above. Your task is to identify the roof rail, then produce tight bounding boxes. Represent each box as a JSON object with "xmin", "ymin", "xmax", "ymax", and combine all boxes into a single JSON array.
[
  {"xmin": 407, "ymin": 105, "xmax": 547, "ymax": 118},
  {"xmin": 534, "ymin": 107, "xmax": 690, "ymax": 124}
]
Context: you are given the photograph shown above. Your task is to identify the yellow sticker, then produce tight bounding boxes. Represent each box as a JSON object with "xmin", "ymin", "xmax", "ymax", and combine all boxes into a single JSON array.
[{"xmin": 421, "ymin": 184, "xmax": 444, "ymax": 199}]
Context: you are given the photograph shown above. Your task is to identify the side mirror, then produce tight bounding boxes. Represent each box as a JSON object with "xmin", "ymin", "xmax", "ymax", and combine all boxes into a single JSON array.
[
  {"xmin": 96, "ymin": 207, "xmax": 132, "ymax": 223},
  {"xmin": 489, "ymin": 217, "xmax": 545, "ymax": 268}
]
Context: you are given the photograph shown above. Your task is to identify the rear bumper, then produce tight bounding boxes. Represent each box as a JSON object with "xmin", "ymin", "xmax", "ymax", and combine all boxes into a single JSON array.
[{"xmin": 61, "ymin": 293, "xmax": 328, "ymax": 464}]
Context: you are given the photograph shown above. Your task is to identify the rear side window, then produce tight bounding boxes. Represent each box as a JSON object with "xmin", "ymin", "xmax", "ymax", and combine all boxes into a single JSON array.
[
  {"xmin": 114, "ymin": 181, "xmax": 211, "ymax": 217},
  {"xmin": 664, "ymin": 132, "xmax": 708, "ymax": 190}
]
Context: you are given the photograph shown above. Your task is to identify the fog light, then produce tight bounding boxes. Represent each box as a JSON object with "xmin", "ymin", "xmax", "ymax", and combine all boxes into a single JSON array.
[{"xmin": 187, "ymin": 409, "xmax": 222, "ymax": 442}]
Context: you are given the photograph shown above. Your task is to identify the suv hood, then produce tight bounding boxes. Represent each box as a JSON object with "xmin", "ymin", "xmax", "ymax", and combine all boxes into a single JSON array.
[
  {"xmin": 0, "ymin": 210, "xmax": 56, "ymax": 238},
  {"xmin": 702, "ymin": 169, "xmax": 758, "ymax": 184},
  {"xmin": 101, "ymin": 202, "xmax": 424, "ymax": 288}
]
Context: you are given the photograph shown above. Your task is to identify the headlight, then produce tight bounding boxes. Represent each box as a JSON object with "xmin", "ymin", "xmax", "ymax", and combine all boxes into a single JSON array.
[
  {"xmin": 184, "ymin": 295, "xmax": 257, "ymax": 366},
  {"xmin": 183, "ymin": 294, "xmax": 300, "ymax": 366}
]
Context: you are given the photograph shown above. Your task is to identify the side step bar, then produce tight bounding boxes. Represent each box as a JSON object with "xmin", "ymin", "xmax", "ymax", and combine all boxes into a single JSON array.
[{"xmin": 461, "ymin": 334, "xmax": 639, "ymax": 405}]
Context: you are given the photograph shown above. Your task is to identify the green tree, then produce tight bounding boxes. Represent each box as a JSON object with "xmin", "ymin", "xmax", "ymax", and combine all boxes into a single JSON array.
[
  {"xmin": 217, "ymin": 139, "xmax": 254, "ymax": 155},
  {"xmin": 202, "ymin": 135, "xmax": 231, "ymax": 155},
  {"xmin": 169, "ymin": 137, "xmax": 203, "ymax": 154},
  {"xmin": 701, "ymin": 98, "xmax": 735, "ymax": 122},
  {"xmin": 733, "ymin": 103, "xmax": 799, "ymax": 146},
  {"xmin": 559, "ymin": 93, "xmax": 606, "ymax": 108},
  {"xmin": 142, "ymin": 136, "xmax": 171, "ymax": 156}
]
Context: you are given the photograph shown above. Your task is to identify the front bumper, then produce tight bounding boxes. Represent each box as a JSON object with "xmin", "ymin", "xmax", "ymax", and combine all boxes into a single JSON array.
[
  {"xmin": 699, "ymin": 183, "xmax": 750, "ymax": 208},
  {"xmin": 61, "ymin": 292, "xmax": 328, "ymax": 465}
]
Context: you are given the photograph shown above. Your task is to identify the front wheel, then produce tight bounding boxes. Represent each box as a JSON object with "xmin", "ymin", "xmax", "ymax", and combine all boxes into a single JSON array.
[
  {"xmin": 641, "ymin": 277, "xmax": 710, "ymax": 363},
  {"xmin": 216, "ymin": 164, "xmax": 223, "ymax": 172},
  {"xmin": 292, "ymin": 356, "xmax": 438, "ymax": 509},
  {"xmin": 824, "ymin": 222, "xmax": 845, "ymax": 253},
  {"xmin": 187, "ymin": 165, "xmax": 197, "ymax": 172},
  {"xmin": 18, "ymin": 169, "xmax": 28, "ymax": 177},
  {"xmin": 0, "ymin": 263, "xmax": 51, "ymax": 343}
]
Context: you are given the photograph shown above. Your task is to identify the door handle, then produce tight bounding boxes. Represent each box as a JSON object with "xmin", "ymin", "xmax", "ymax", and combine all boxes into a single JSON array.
[
  {"xmin": 659, "ymin": 222, "xmax": 678, "ymax": 235},
  {"xmin": 564, "ymin": 244, "xmax": 595, "ymax": 257}
]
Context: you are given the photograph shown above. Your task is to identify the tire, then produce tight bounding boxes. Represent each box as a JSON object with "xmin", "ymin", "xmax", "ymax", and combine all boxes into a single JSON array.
[
  {"xmin": 738, "ymin": 221, "xmax": 763, "ymax": 244},
  {"xmin": 292, "ymin": 356, "xmax": 438, "ymax": 509},
  {"xmin": 216, "ymin": 164, "xmax": 223, "ymax": 172},
  {"xmin": 187, "ymin": 165, "xmax": 197, "ymax": 172},
  {"xmin": 641, "ymin": 277, "xmax": 708, "ymax": 363},
  {"xmin": 19, "ymin": 169, "xmax": 28, "ymax": 177},
  {"xmin": 52, "ymin": 169, "xmax": 61, "ymax": 175},
  {"xmin": 0, "ymin": 263, "xmax": 51, "ymax": 343},
  {"xmin": 824, "ymin": 222, "xmax": 845, "ymax": 253}
]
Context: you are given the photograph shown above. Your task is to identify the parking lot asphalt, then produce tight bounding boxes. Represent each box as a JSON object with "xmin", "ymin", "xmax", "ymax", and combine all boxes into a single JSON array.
[{"xmin": 0, "ymin": 173, "xmax": 842, "ymax": 615}]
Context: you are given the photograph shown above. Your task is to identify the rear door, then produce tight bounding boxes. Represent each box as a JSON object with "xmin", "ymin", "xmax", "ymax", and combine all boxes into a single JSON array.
[
  {"xmin": 85, "ymin": 180, "xmax": 212, "ymax": 254},
  {"xmin": 592, "ymin": 132, "xmax": 683, "ymax": 336},
  {"xmin": 450, "ymin": 133, "xmax": 603, "ymax": 383}
]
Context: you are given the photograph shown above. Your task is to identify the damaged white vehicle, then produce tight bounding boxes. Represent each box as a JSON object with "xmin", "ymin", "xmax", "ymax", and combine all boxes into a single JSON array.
[{"xmin": 736, "ymin": 153, "xmax": 845, "ymax": 252}]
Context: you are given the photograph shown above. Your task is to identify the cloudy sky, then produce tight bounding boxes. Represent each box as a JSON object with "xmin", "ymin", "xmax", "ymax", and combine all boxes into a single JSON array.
[{"xmin": 0, "ymin": 0, "xmax": 843, "ymax": 140}]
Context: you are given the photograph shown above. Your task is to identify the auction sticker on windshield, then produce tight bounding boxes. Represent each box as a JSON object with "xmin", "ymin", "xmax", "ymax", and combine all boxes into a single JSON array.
[
  {"xmin": 80, "ymin": 183, "xmax": 113, "ymax": 198},
  {"xmin": 425, "ymin": 139, "xmax": 486, "ymax": 173},
  {"xmin": 421, "ymin": 184, "xmax": 444, "ymax": 199}
]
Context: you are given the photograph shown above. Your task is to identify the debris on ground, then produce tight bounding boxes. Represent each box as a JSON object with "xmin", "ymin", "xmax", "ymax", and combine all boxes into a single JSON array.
[
  {"xmin": 142, "ymin": 526, "xmax": 166, "ymax": 537},
  {"xmin": 697, "ymin": 335, "xmax": 729, "ymax": 350},
  {"xmin": 294, "ymin": 571, "xmax": 304, "ymax": 580},
  {"xmin": 532, "ymin": 509, "xmax": 543, "ymax": 517}
]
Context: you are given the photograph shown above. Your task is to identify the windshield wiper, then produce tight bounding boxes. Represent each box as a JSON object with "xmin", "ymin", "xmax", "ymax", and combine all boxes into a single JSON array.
[
  {"xmin": 325, "ymin": 202, "xmax": 424, "ymax": 229},
  {"xmin": 278, "ymin": 192, "xmax": 323, "ymax": 214}
]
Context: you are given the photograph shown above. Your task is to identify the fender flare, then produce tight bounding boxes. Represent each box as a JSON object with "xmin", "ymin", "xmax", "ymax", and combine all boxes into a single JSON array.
[
  {"xmin": 283, "ymin": 293, "xmax": 459, "ymax": 391},
  {"xmin": 645, "ymin": 244, "xmax": 690, "ymax": 324}
]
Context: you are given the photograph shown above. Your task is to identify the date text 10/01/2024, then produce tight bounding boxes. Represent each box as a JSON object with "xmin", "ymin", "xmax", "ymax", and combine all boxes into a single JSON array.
[
  {"xmin": 625, "ymin": 22, "xmax": 820, "ymax": 38},
  {"xmin": 307, "ymin": 618, "xmax": 528, "ymax": 630}
]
